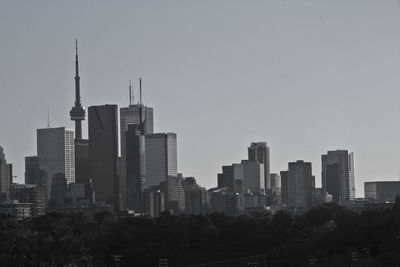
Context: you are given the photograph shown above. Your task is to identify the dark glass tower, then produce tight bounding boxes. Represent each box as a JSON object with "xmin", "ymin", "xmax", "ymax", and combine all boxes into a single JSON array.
[{"xmin": 88, "ymin": 105, "xmax": 119, "ymax": 211}]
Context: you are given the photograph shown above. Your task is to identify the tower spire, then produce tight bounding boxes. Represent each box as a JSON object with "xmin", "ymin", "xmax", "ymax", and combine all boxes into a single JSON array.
[
  {"xmin": 70, "ymin": 38, "xmax": 86, "ymax": 139},
  {"xmin": 139, "ymin": 77, "xmax": 142, "ymax": 105},
  {"xmin": 129, "ymin": 80, "xmax": 133, "ymax": 106}
]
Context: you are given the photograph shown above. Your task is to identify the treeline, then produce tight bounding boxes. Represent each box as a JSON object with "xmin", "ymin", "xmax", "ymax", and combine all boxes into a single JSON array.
[{"xmin": 2, "ymin": 201, "xmax": 400, "ymax": 266}]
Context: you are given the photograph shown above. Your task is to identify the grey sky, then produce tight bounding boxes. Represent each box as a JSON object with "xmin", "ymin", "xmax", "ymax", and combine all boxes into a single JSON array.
[{"xmin": 1, "ymin": 1, "xmax": 400, "ymax": 197}]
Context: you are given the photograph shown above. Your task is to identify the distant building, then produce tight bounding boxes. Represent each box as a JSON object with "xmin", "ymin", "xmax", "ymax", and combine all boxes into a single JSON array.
[
  {"xmin": 9, "ymin": 183, "xmax": 46, "ymax": 217},
  {"xmin": 88, "ymin": 105, "xmax": 119, "ymax": 211},
  {"xmin": 217, "ymin": 164, "xmax": 243, "ymax": 192},
  {"xmin": 37, "ymin": 127, "xmax": 75, "ymax": 199},
  {"xmin": 182, "ymin": 177, "xmax": 207, "ymax": 215},
  {"xmin": 50, "ymin": 173, "xmax": 67, "ymax": 206},
  {"xmin": 65, "ymin": 181, "xmax": 95, "ymax": 204},
  {"xmin": 143, "ymin": 186, "xmax": 165, "ymax": 217},
  {"xmin": 282, "ymin": 160, "xmax": 314, "ymax": 208},
  {"xmin": 162, "ymin": 175, "xmax": 185, "ymax": 214},
  {"xmin": 270, "ymin": 173, "xmax": 281, "ymax": 204},
  {"xmin": 25, "ymin": 156, "xmax": 41, "ymax": 185},
  {"xmin": 365, "ymin": 181, "xmax": 400, "ymax": 202},
  {"xmin": 208, "ymin": 187, "xmax": 238, "ymax": 216},
  {"xmin": 248, "ymin": 142, "xmax": 270, "ymax": 189},
  {"xmin": 0, "ymin": 200, "xmax": 32, "ymax": 220},
  {"xmin": 75, "ymin": 139, "xmax": 90, "ymax": 183},
  {"xmin": 0, "ymin": 147, "xmax": 12, "ymax": 201},
  {"xmin": 322, "ymin": 150, "xmax": 355, "ymax": 204},
  {"xmin": 237, "ymin": 192, "xmax": 267, "ymax": 213},
  {"xmin": 280, "ymin": 170, "xmax": 289, "ymax": 206},
  {"xmin": 120, "ymin": 90, "xmax": 153, "ymax": 209},
  {"xmin": 145, "ymin": 133, "xmax": 177, "ymax": 188},
  {"xmin": 241, "ymin": 160, "xmax": 265, "ymax": 193},
  {"xmin": 314, "ymin": 187, "xmax": 333, "ymax": 205},
  {"xmin": 126, "ymin": 124, "xmax": 146, "ymax": 211}
]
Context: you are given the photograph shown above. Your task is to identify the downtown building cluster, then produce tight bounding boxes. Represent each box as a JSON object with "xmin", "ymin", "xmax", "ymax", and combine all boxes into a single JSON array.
[{"xmin": 1, "ymin": 42, "xmax": 400, "ymax": 220}]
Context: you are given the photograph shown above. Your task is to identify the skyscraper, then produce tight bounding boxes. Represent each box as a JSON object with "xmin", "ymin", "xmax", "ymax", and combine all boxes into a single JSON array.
[
  {"xmin": 88, "ymin": 105, "xmax": 119, "ymax": 210},
  {"xmin": 145, "ymin": 133, "xmax": 177, "ymax": 189},
  {"xmin": 248, "ymin": 142, "xmax": 271, "ymax": 189},
  {"xmin": 0, "ymin": 146, "xmax": 12, "ymax": 200},
  {"xmin": 69, "ymin": 39, "xmax": 86, "ymax": 140},
  {"xmin": 322, "ymin": 150, "xmax": 355, "ymax": 204},
  {"xmin": 283, "ymin": 160, "xmax": 314, "ymax": 208},
  {"xmin": 37, "ymin": 127, "xmax": 75, "ymax": 199},
  {"xmin": 120, "ymin": 80, "xmax": 153, "ymax": 209}
]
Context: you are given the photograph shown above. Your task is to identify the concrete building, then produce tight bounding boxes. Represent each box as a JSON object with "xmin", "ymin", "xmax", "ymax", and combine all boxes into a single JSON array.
[
  {"xmin": 208, "ymin": 187, "xmax": 238, "ymax": 216},
  {"xmin": 37, "ymin": 127, "xmax": 75, "ymax": 199},
  {"xmin": 145, "ymin": 133, "xmax": 177, "ymax": 188},
  {"xmin": 143, "ymin": 186, "xmax": 165, "ymax": 217},
  {"xmin": 88, "ymin": 105, "xmax": 119, "ymax": 211},
  {"xmin": 0, "ymin": 146, "xmax": 12, "ymax": 201},
  {"xmin": 365, "ymin": 181, "xmax": 400, "ymax": 202},
  {"xmin": 248, "ymin": 142, "xmax": 270, "ymax": 189},
  {"xmin": 322, "ymin": 150, "xmax": 355, "ymax": 204}
]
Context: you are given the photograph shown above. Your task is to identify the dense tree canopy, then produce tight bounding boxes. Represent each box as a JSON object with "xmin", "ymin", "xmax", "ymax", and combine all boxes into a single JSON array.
[{"xmin": 1, "ymin": 203, "xmax": 400, "ymax": 266}]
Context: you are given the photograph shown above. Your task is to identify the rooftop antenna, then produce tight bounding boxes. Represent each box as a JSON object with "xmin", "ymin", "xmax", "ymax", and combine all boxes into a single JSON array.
[
  {"xmin": 47, "ymin": 105, "xmax": 50, "ymax": 128},
  {"xmin": 139, "ymin": 77, "xmax": 142, "ymax": 105},
  {"xmin": 129, "ymin": 80, "xmax": 132, "ymax": 106}
]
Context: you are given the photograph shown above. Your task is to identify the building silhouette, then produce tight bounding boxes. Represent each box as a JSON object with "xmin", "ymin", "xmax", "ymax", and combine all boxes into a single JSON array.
[
  {"xmin": 37, "ymin": 127, "xmax": 75, "ymax": 200},
  {"xmin": 364, "ymin": 181, "xmax": 400, "ymax": 203},
  {"xmin": 88, "ymin": 104, "xmax": 119, "ymax": 211},
  {"xmin": 322, "ymin": 150, "xmax": 355, "ymax": 204}
]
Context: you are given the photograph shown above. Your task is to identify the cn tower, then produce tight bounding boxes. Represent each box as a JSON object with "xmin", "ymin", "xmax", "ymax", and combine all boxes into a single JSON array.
[{"xmin": 69, "ymin": 39, "xmax": 86, "ymax": 139}]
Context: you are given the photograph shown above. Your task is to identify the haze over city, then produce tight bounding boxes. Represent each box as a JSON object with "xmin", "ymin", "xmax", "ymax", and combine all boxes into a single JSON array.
[{"xmin": 2, "ymin": 1, "xmax": 400, "ymax": 197}]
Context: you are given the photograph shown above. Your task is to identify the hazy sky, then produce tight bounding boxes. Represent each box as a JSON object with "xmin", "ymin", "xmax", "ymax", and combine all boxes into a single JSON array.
[{"xmin": 1, "ymin": 1, "xmax": 400, "ymax": 197}]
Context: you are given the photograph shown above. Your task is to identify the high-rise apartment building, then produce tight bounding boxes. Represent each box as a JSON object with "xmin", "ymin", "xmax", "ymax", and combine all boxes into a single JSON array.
[
  {"xmin": 37, "ymin": 127, "xmax": 75, "ymax": 199},
  {"xmin": 88, "ymin": 105, "xmax": 119, "ymax": 210},
  {"xmin": 145, "ymin": 133, "xmax": 177, "ymax": 188},
  {"xmin": 322, "ymin": 150, "xmax": 355, "ymax": 204},
  {"xmin": 0, "ymin": 146, "xmax": 12, "ymax": 200},
  {"xmin": 248, "ymin": 142, "xmax": 271, "ymax": 189}
]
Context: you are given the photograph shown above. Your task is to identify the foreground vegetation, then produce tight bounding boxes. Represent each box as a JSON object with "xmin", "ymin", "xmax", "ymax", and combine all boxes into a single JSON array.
[{"xmin": 2, "ymin": 200, "xmax": 400, "ymax": 266}]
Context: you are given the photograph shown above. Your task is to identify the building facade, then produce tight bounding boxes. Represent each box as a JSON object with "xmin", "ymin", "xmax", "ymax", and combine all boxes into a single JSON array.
[
  {"xmin": 248, "ymin": 142, "xmax": 270, "ymax": 189},
  {"xmin": 88, "ymin": 105, "xmax": 119, "ymax": 211},
  {"xmin": 322, "ymin": 150, "xmax": 355, "ymax": 204},
  {"xmin": 37, "ymin": 127, "xmax": 75, "ymax": 199},
  {"xmin": 365, "ymin": 181, "xmax": 400, "ymax": 202},
  {"xmin": 145, "ymin": 133, "xmax": 177, "ymax": 189}
]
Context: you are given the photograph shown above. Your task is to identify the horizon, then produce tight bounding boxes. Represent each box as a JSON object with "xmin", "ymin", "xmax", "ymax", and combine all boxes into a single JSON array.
[{"xmin": 2, "ymin": 1, "xmax": 400, "ymax": 197}]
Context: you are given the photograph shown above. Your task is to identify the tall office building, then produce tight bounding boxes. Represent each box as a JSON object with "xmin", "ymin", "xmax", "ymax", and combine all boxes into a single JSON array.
[
  {"xmin": 322, "ymin": 150, "xmax": 355, "ymax": 204},
  {"xmin": 120, "ymin": 81, "xmax": 153, "ymax": 209},
  {"xmin": 37, "ymin": 127, "xmax": 75, "ymax": 199},
  {"xmin": 0, "ymin": 146, "xmax": 12, "ymax": 200},
  {"xmin": 248, "ymin": 142, "xmax": 271, "ymax": 189},
  {"xmin": 88, "ymin": 105, "xmax": 119, "ymax": 210},
  {"xmin": 145, "ymin": 133, "xmax": 177, "ymax": 189},
  {"xmin": 283, "ymin": 160, "xmax": 314, "ymax": 208}
]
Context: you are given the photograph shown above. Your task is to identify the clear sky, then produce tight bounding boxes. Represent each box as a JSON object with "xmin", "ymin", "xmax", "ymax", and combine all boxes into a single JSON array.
[{"xmin": 1, "ymin": 1, "xmax": 400, "ymax": 197}]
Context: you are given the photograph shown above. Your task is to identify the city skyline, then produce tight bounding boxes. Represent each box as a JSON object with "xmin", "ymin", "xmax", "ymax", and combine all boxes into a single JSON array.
[{"xmin": 2, "ymin": 2, "xmax": 400, "ymax": 197}]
